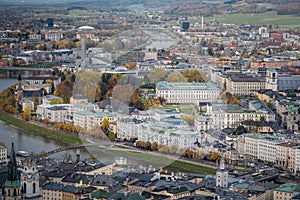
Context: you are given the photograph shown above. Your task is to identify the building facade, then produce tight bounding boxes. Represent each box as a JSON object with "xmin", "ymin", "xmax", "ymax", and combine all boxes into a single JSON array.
[{"xmin": 156, "ymin": 81, "xmax": 221, "ymax": 104}]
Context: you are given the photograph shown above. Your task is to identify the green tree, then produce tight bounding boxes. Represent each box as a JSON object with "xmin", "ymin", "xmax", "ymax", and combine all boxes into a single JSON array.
[
  {"xmin": 101, "ymin": 118, "xmax": 110, "ymax": 133},
  {"xmin": 108, "ymin": 132, "xmax": 116, "ymax": 141},
  {"xmin": 50, "ymin": 98, "xmax": 63, "ymax": 104},
  {"xmin": 21, "ymin": 107, "xmax": 31, "ymax": 120}
]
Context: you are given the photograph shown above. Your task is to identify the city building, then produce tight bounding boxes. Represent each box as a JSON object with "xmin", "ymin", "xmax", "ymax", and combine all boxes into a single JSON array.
[
  {"xmin": 44, "ymin": 31, "xmax": 63, "ymax": 42},
  {"xmin": 70, "ymin": 95, "xmax": 88, "ymax": 105},
  {"xmin": 21, "ymin": 159, "xmax": 40, "ymax": 198},
  {"xmin": 195, "ymin": 103, "xmax": 272, "ymax": 131},
  {"xmin": 156, "ymin": 81, "xmax": 221, "ymax": 104},
  {"xmin": 0, "ymin": 144, "xmax": 7, "ymax": 164},
  {"xmin": 36, "ymin": 104, "xmax": 73, "ymax": 123},
  {"xmin": 117, "ymin": 119, "xmax": 200, "ymax": 149},
  {"xmin": 216, "ymin": 157, "xmax": 228, "ymax": 188},
  {"xmin": 73, "ymin": 110, "xmax": 123, "ymax": 130},
  {"xmin": 226, "ymin": 74, "xmax": 265, "ymax": 96},
  {"xmin": 273, "ymin": 183, "xmax": 300, "ymax": 200},
  {"xmin": 266, "ymin": 68, "xmax": 300, "ymax": 91}
]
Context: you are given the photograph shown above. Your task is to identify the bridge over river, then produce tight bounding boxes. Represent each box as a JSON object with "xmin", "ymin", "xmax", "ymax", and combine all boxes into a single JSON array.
[{"xmin": 0, "ymin": 66, "xmax": 53, "ymax": 78}]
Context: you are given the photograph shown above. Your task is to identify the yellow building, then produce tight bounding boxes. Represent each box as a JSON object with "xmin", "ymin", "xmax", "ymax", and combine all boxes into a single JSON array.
[{"xmin": 273, "ymin": 183, "xmax": 300, "ymax": 200}]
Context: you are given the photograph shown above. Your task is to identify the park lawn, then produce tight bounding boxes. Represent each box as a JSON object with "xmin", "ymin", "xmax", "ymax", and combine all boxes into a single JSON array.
[
  {"xmin": 0, "ymin": 110, "xmax": 82, "ymax": 145},
  {"xmin": 164, "ymin": 160, "xmax": 216, "ymax": 174},
  {"xmin": 162, "ymin": 105, "xmax": 193, "ymax": 114},
  {"xmin": 179, "ymin": 105, "xmax": 193, "ymax": 114},
  {"xmin": 192, "ymin": 11, "xmax": 300, "ymax": 25},
  {"xmin": 69, "ymin": 9, "xmax": 99, "ymax": 17},
  {"xmin": 108, "ymin": 148, "xmax": 216, "ymax": 174}
]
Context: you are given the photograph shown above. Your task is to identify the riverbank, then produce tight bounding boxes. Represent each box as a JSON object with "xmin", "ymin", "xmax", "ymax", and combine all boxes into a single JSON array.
[{"xmin": 0, "ymin": 110, "xmax": 82, "ymax": 145}]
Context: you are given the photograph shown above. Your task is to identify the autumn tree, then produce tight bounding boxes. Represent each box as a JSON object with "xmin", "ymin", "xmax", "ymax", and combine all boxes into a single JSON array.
[
  {"xmin": 50, "ymin": 98, "xmax": 63, "ymax": 104},
  {"xmin": 21, "ymin": 107, "xmax": 31, "ymax": 120},
  {"xmin": 54, "ymin": 80, "xmax": 73, "ymax": 103},
  {"xmin": 144, "ymin": 68, "xmax": 167, "ymax": 84},
  {"xmin": 181, "ymin": 69, "xmax": 207, "ymax": 82},
  {"xmin": 145, "ymin": 141, "xmax": 151, "ymax": 150},
  {"xmin": 166, "ymin": 71, "xmax": 187, "ymax": 82},
  {"xmin": 151, "ymin": 142, "xmax": 158, "ymax": 151},
  {"xmin": 208, "ymin": 152, "xmax": 221, "ymax": 161}
]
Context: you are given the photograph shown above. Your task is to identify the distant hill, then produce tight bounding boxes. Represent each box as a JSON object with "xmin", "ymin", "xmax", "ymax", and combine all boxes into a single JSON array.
[{"xmin": 0, "ymin": 0, "xmax": 227, "ymax": 7}]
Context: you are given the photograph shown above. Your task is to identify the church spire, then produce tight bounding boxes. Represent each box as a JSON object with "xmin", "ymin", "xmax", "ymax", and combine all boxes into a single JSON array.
[{"xmin": 7, "ymin": 135, "xmax": 18, "ymax": 181}]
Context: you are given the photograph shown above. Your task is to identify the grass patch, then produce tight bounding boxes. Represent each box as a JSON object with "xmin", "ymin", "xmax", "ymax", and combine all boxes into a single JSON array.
[
  {"xmin": 179, "ymin": 105, "xmax": 193, "ymax": 114},
  {"xmin": 69, "ymin": 9, "xmax": 99, "ymax": 17},
  {"xmin": 107, "ymin": 148, "xmax": 215, "ymax": 174},
  {"xmin": 164, "ymin": 160, "xmax": 216, "ymax": 174},
  {"xmin": 162, "ymin": 105, "xmax": 178, "ymax": 110},
  {"xmin": 0, "ymin": 110, "xmax": 82, "ymax": 145},
  {"xmin": 191, "ymin": 11, "xmax": 300, "ymax": 25}
]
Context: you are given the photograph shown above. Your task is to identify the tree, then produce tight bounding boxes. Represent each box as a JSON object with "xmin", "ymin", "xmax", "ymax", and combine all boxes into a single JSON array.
[
  {"xmin": 50, "ymin": 98, "xmax": 63, "ymax": 104},
  {"xmin": 166, "ymin": 71, "xmax": 187, "ymax": 82},
  {"xmin": 108, "ymin": 132, "xmax": 116, "ymax": 141},
  {"xmin": 21, "ymin": 107, "xmax": 31, "ymax": 120},
  {"xmin": 0, "ymin": 142, "xmax": 7, "ymax": 148},
  {"xmin": 54, "ymin": 80, "xmax": 73, "ymax": 103},
  {"xmin": 208, "ymin": 152, "xmax": 221, "ymax": 161},
  {"xmin": 42, "ymin": 118, "xmax": 51, "ymax": 126},
  {"xmin": 151, "ymin": 142, "xmax": 158, "ymax": 151},
  {"xmin": 181, "ymin": 69, "xmax": 207, "ymax": 82},
  {"xmin": 101, "ymin": 118, "xmax": 110, "ymax": 133},
  {"xmin": 145, "ymin": 141, "xmax": 151, "ymax": 150},
  {"xmin": 145, "ymin": 68, "xmax": 167, "ymax": 84}
]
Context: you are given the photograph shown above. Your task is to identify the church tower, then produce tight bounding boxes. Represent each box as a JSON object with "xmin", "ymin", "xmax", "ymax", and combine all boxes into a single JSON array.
[
  {"xmin": 21, "ymin": 159, "xmax": 40, "ymax": 198},
  {"xmin": 3, "ymin": 135, "xmax": 23, "ymax": 200},
  {"xmin": 216, "ymin": 157, "xmax": 228, "ymax": 188}
]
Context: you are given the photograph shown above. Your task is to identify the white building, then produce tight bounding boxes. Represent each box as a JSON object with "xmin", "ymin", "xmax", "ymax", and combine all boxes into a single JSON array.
[
  {"xmin": 73, "ymin": 110, "xmax": 123, "ymax": 130},
  {"xmin": 117, "ymin": 118, "xmax": 200, "ymax": 149},
  {"xmin": 0, "ymin": 144, "xmax": 7, "ymax": 164},
  {"xmin": 195, "ymin": 103, "xmax": 273, "ymax": 131},
  {"xmin": 258, "ymin": 137, "xmax": 283, "ymax": 163},
  {"xmin": 44, "ymin": 32, "xmax": 63, "ymax": 42},
  {"xmin": 156, "ymin": 81, "xmax": 221, "ymax": 104},
  {"xmin": 36, "ymin": 104, "xmax": 73, "ymax": 123}
]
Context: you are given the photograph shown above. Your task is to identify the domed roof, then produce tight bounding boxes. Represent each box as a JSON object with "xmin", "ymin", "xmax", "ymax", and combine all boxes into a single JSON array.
[{"xmin": 78, "ymin": 25, "xmax": 95, "ymax": 30}]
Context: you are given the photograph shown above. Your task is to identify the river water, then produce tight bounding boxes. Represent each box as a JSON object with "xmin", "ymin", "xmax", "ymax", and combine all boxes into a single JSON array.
[{"xmin": 0, "ymin": 78, "xmax": 90, "ymax": 160}]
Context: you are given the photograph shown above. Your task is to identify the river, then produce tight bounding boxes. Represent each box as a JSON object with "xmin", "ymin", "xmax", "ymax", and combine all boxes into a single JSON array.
[{"xmin": 0, "ymin": 78, "xmax": 91, "ymax": 160}]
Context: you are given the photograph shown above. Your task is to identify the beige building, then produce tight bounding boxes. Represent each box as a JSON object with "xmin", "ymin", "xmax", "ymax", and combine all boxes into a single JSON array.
[
  {"xmin": 273, "ymin": 183, "xmax": 300, "ymax": 200},
  {"xmin": 226, "ymin": 75, "xmax": 265, "ymax": 96},
  {"xmin": 70, "ymin": 95, "xmax": 88, "ymax": 105},
  {"xmin": 276, "ymin": 143, "xmax": 300, "ymax": 169}
]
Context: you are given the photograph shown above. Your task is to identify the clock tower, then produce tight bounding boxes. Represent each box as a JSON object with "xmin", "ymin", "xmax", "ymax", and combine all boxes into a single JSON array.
[
  {"xmin": 216, "ymin": 157, "xmax": 228, "ymax": 188},
  {"xmin": 21, "ymin": 159, "xmax": 40, "ymax": 198}
]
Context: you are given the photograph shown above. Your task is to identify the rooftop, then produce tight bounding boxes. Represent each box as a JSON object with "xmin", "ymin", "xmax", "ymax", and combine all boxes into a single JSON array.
[
  {"xmin": 274, "ymin": 183, "xmax": 300, "ymax": 193},
  {"xmin": 156, "ymin": 81, "xmax": 221, "ymax": 91}
]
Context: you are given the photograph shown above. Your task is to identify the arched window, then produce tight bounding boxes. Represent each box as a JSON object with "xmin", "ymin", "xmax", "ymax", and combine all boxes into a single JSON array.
[
  {"xmin": 23, "ymin": 183, "xmax": 27, "ymax": 194},
  {"xmin": 33, "ymin": 182, "xmax": 36, "ymax": 194}
]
